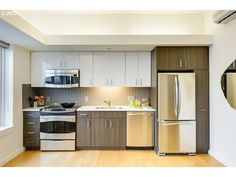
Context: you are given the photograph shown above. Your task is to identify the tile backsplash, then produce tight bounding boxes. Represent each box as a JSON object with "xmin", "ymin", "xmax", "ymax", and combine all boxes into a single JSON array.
[{"xmin": 22, "ymin": 84, "xmax": 150, "ymax": 108}]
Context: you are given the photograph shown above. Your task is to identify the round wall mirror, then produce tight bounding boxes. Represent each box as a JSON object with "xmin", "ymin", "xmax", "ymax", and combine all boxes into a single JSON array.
[{"xmin": 221, "ymin": 60, "xmax": 236, "ymax": 109}]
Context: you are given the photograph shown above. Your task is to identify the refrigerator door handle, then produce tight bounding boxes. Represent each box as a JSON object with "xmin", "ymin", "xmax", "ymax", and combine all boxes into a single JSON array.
[
  {"xmin": 160, "ymin": 122, "xmax": 195, "ymax": 126},
  {"xmin": 174, "ymin": 76, "xmax": 178, "ymax": 119},
  {"xmin": 177, "ymin": 75, "xmax": 181, "ymax": 119}
]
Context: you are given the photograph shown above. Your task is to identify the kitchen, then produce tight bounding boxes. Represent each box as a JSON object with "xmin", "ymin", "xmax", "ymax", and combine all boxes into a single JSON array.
[
  {"xmin": 22, "ymin": 49, "xmax": 205, "ymax": 155},
  {"xmin": 1, "ymin": 7, "xmax": 236, "ymax": 176}
]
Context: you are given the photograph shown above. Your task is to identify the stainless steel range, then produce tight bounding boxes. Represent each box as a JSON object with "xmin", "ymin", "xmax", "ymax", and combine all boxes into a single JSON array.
[{"xmin": 40, "ymin": 104, "xmax": 78, "ymax": 151}]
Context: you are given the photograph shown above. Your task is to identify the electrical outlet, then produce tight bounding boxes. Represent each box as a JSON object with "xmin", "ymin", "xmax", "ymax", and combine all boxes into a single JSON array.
[
  {"xmin": 128, "ymin": 96, "xmax": 134, "ymax": 102},
  {"xmin": 84, "ymin": 96, "xmax": 89, "ymax": 102}
]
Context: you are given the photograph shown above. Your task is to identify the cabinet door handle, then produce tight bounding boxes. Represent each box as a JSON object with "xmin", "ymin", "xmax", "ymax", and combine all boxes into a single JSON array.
[
  {"xmin": 140, "ymin": 79, "xmax": 143, "ymax": 86},
  {"xmin": 184, "ymin": 60, "xmax": 188, "ymax": 68},
  {"xmin": 27, "ymin": 131, "xmax": 35, "ymax": 135},
  {"xmin": 197, "ymin": 108, "xmax": 207, "ymax": 112},
  {"xmin": 109, "ymin": 120, "xmax": 112, "ymax": 128},
  {"xmin": 87, "ymin": 120, "xmax": 90, "ymax": 128},
  {"xmin": 105, "ymin": 120, "xmax": 108, "ymax": 128},
  {"xmin": 27, "ymin": 141, "xmax": 35, "ymax": 144},
  {"xmin": 179, "ymin": 60, "xmax": 183, "ymax": 68},
  {"xmin": 27, "ymin": 122, "xmax": 35, "ymax": 125}
]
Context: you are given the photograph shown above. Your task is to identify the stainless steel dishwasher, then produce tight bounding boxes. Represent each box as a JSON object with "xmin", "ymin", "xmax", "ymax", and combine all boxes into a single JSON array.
[{"xmin": 127, "ymin": 112, "xmax": 154, "ymax": 147}]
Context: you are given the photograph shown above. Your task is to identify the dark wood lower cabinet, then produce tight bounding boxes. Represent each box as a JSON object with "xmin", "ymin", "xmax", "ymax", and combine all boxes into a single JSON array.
[
  {"xmin": 107, "ymin": 118, "xmax": 126, "ymax": 147},
  {"xmin": 77, "ymin": 112, "xmax": 91, "ymax": 148},
  {"xmin": 77, "ymin": 111, "xmax": 126, "ymax": 149},
  {"xmin": 90, "ymin": 118, "xmax": 108, "ymax": 147},
  {"xmin": 23, "ymin": 111, "xmax": 40, "ymax": 150},
  {"xmin": 196, "ymin": 110, "xmax": 209, "ymax": 153}
]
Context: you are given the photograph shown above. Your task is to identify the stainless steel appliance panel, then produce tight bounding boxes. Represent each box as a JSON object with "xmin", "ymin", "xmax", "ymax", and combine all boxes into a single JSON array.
[
  {"xmin": 40, "ymin": 140, "xmax": 75, "ymax": 151},
  {"xmin": 127, "ymin": 112, "xmax": 154, "ymax": 147},
  {"xmin": 158, "ymin": 74, "xmax": 177, "ymax": 121},
  {"xmin": 45, "ymin": 69, "xmax": 79, "ymax": 88},
  {"xmin": 158, "ymin": 121, "xmax": 196, "ymax": 153},
  {"xmin": 40, "ymin": 116, "xmax": 75, "ymax": 122},
  {"xmin": 40, "ymin": 132, "xmax": 75, "ymax": 140},
  {"xmin": 178, "ymin": 73, "xmax": 196, "ymax": 121},
  {"xmin": 158, "ymin": 73, "xmax": 195, "ymax": 121}
]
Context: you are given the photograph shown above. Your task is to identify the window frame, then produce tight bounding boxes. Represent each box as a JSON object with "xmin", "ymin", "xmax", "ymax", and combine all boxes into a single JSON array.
[{"xmin": 0, "ymin": 47, "xmax": 5, "ymax": 127}]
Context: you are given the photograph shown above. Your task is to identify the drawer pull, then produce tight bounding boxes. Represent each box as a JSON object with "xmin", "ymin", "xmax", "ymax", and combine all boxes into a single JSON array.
[
  {"xmin": 80, "ymin": 114, "xmax": 88, "ymax": 116},
  {"xmin": 27, "ymin": 132, "xmax": 36, "ymax": 134},
  {"xmin": 27, "ymin": 122, "xmax": 35, "ymax": 125},
  {"xmin": 27, "ymin": 114, "xmax": 35, "ymax": 117}
]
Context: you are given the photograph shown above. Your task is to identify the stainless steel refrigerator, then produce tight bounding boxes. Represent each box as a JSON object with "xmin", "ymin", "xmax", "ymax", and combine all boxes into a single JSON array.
[{"xmin": 158, "ymin": 72, "xmax": 196, "ymax": 155}]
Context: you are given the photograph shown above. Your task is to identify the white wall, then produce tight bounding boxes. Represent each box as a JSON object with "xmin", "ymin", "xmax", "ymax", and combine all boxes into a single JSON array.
[
  {"xmin": 208, "ymin": 15, "xmax": 236, "ymax": 166},
  {"xmin": 0, "ymin": 45, "xmax": 30, "ymax": 166}
]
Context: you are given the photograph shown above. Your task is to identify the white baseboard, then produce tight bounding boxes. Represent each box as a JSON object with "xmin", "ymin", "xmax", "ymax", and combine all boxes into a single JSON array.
[
  {"xmin": 0, "ymin": 147, "xmax": 25, "ymax": 166},
  {"xmin": 209, "ymin": 149, "xmax": 236, "ymax": 167}
]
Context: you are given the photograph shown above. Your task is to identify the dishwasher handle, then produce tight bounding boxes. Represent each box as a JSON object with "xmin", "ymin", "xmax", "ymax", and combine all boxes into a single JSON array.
[{"xmin": 127, "ymin": 112, "xmax": 153, "ymax": 116}]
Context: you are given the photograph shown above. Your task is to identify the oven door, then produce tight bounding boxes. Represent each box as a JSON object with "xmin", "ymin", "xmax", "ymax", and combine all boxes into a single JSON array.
[{"xmin": 40, "ymin": 116, "xmax": 76, "ymax": 140}]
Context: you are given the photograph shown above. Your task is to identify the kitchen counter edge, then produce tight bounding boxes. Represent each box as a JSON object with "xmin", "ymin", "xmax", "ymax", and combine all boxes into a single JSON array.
[
  {"xmin": 23, "ymin": 107, "xmax": 45, "ymax": 111},
  {"xmin": 77, "ymin": 106, "xmax": 156, "ymax": 112}
]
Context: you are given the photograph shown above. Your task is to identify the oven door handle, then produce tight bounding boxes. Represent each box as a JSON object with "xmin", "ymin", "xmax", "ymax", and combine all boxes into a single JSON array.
[{"xmin": 40, "ymin": 116, "xmax": 75, "ymax": 122}]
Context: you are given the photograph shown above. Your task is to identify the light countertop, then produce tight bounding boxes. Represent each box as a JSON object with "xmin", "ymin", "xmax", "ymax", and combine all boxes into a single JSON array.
[
  {"xmin": 22, "ymin": 107, "xmax": 45, "ymax": 111},
  {"xmin": 77, "ymin": 106, "xmax": 156, "ymax": 112}
]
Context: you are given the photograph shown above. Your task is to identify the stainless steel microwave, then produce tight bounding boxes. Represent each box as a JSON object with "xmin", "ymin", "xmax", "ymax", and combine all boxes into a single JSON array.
[{"xmin": 44, "ymin": 69, "xmax": 80, "ymax": 88}]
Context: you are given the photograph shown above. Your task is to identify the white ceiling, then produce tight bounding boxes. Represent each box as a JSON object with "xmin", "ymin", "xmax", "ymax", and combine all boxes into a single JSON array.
[
  {"xmin": 16, "ymin": 11, "xmax": 207, "ymax": 35},
  {"xmin": 0, "ymin": 10, "xmax": 213, "ymax": 51}
]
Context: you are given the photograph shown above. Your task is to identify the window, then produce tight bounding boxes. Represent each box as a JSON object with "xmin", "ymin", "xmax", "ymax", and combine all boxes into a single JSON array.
[
  {"xmin": 0, "ymin": 41, "xmax": 11, "ymax": 130},
  {"xmin": 0, "ymin": 47, "xmax": 5, "ymax": 127},
  {"xmin": 0, "ymin": 47, "xmax": 4, "ymax": 127}
]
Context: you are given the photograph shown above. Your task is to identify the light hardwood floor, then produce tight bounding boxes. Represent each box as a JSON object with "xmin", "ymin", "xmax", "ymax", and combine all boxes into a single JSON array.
[{"xmin": 4, "ymin": 150, "xmax": 223, "ymax": 167}]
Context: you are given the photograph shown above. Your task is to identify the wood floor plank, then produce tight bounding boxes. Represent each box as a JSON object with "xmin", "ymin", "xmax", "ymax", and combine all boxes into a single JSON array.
[{"xmin": 3, "ymin": 150, "xmax": 224, "ymax": 167}]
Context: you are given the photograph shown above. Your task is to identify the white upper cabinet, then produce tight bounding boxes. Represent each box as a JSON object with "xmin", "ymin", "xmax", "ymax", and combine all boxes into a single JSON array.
[
  {"xmin": 138, "ymin": 52, "xmax": 151, "ymax": 87},
  {"xmin": 46, "ymin": 52, "xmax": 64, "ymax": 69},
  {"xmin": 31, "ymin": 51, "xmax": 150, "ymax": 88},
  {"xmin": 31, "ymin": 52, "xmax": 48, "ymax": 87},
  {"xmin": 125, "ymin": 52, "xmax": 139, "ymax": 87},
  {"xmin": 125, "ymin": 52, "xmax": 151, "ymax": 87},
  {"xmin": 47, "ymin": 52, "xmax": 80, "ymax": 69},
  {"xmin": 63, "ymin": 52, "xmax": 80, "ymax": 69},
  {"xmin": 80, "ymin": 52, "xmax": 94, "ymax": 87},
  {"xmin": 94, "ymin": 52, "xmax": 125, "ymax": 87}
]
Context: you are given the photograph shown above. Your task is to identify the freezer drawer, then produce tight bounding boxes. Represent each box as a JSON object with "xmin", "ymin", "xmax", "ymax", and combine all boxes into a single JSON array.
[
  {"xmin": 158, "ymin": 121, "xmax": 196, "ymax": 154},
  {"xmin": 127, "ymin": 112, "xmax": 154, "ymax": 147}
]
